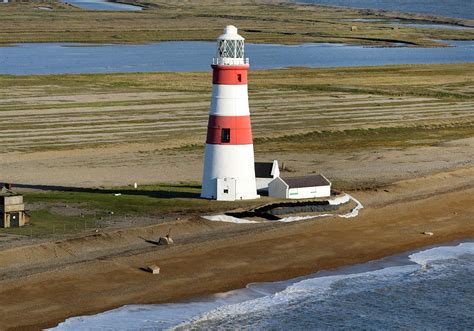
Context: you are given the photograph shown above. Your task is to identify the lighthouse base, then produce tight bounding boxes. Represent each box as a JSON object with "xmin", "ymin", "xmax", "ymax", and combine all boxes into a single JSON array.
[{"xmin": 201, "ymin": 144, "xmax": 259, "ymax": 201}]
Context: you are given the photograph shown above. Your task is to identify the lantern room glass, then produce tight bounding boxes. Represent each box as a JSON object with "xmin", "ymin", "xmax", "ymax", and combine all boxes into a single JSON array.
[{"xmin": 217, "ymin": 39, "xmax": 244, "ymax": 59}]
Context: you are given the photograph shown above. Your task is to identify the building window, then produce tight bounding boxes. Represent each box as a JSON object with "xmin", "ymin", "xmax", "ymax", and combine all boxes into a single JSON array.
[
  {"xmin": 224, "ymin": 189, "xmax": 229, "ymax": 194},
  {"xmin": 237, "ymin": 74, "xmax": 242, "ymax": 82},
  {"xmin": 221, "ymin": 128, "xmax": 231, "ymax": 143}
]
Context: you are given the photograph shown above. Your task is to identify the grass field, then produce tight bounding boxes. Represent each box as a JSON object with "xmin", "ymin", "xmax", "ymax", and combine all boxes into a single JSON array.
[
  {"xmin": 1, "ymin": 0, "xmax": 473, "ymax": 46},
  {"xmin": 0, "ymin": 183, "xmax": 264, "ymax": 238},
  {"xmin": 0, "ymin": 63, "xmax": 473, "ymax": 154}
]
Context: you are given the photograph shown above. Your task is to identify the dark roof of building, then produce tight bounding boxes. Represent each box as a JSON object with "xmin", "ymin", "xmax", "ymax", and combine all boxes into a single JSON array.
[
  {"xmin": 255, "ymin": 162, "xmax": 274, "ymax": 178},
  {"xmin": 282, "ymin": 175, "xmax": 330, "ymax": 189}
]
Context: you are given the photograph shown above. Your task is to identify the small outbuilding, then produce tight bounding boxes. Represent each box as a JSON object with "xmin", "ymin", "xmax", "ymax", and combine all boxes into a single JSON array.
[
  {"xmin": 255, "ymin": 160, "xmax": 280, "ymax": 191},
  {"xmin": 268, "ymin": 174, "xmax": 331, "ymax": 199},
  {"xmin": 1, "ymin": 188, "xmax": 28, "ymax": 228}
]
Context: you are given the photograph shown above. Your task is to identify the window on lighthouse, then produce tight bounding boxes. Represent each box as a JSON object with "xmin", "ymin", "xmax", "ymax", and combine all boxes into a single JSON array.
[{"xmin": 221, "ymin": 128, "xmax": 231, "ymax": 143}]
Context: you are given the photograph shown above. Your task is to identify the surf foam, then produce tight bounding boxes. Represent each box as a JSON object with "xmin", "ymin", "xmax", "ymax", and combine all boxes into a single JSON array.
[
  {"xmin": 51, "ymin": 241, "xmax": 473, "ymax": 330},
  {"xmin": 409, "ymin": 242, "xmax": 474, "ymax": 267}
]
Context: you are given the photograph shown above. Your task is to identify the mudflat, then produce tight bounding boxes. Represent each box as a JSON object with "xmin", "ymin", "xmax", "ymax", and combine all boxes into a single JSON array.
[{"xmin": 0, "ymin": 166, "xmax": 472, "ymax": 330}]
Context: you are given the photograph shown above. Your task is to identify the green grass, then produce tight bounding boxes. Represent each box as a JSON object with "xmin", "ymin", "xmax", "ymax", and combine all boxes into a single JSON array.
[
  {"xmin": 0, "ymin": 183, "xmax": 264, "ymax": 238},
  {"xmin": 1, "ymin": 64, "xmax": 472, "ymax": 100},
  {"xmin": 165, "ymin": 123, "xmax": 474, "ymax": 153},
  {"xmin": 0, "ymin": 204, "xmax": 102, "ymax": 238},
  {"xmin": 0, "ymin": 210, "xmax": 98, "ymax": 238},
  {"xmin": 255, "ymin": 123, "xmax": 474, "ymax": 152},
  {"xmin": 23, "ymin": 183, "xmax": 250, "ymax": 215}
]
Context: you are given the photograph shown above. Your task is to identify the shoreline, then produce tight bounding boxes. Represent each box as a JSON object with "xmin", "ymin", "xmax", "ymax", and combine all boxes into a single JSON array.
[
  {"xmin": 44, "ymin": 229, "xmax": 474, "ymax": 330},
  {"xmin": 0, "ymin": 167, "xmax": 473, "ymax": 329},
  {"xmin": 54, "ymin": 238, "xmax": 474, "ymax": 329}
]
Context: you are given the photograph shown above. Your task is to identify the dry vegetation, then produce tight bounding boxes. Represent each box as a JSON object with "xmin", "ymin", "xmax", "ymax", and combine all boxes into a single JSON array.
[
  {"xmin": 0, "ymin": 0, "xmax": 473, "ymax": 46},
  {"xmin": 0, "ymin": 63, "xmax": 473, "ymax": 154}
]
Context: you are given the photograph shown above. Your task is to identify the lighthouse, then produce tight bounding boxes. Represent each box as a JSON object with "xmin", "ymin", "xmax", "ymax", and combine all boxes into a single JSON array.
[{"xmin": 201, "ymin": 25, "xmax": 259, "ymax": 201}]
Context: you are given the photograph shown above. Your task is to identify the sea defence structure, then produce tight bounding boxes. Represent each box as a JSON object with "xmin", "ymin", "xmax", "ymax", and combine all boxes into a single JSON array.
[{"xmin": 201, "ymin": 25, "xmax": 259, "ymax": 201}]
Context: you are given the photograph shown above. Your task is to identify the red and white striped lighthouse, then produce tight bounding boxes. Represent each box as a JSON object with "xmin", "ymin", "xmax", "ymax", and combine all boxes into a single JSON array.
[{"xmin": 201, "ymin": 25, "xmax": 259, "ymax": 201}]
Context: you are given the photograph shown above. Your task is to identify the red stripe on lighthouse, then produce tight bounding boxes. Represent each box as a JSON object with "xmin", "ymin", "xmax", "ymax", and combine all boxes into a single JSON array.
[
  {"xmin": 206, "ymin": 115, "xmax": 253, "ymax": 145},
  {"xmin": 212, "ymin": 64, "xmax": 249, "ymax": 85}
]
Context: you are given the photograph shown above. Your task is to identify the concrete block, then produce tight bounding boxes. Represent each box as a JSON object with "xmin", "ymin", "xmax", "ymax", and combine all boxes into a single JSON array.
[{"xmin": 147, "ymin": 265, "xmax": 160, "ymax": 274}]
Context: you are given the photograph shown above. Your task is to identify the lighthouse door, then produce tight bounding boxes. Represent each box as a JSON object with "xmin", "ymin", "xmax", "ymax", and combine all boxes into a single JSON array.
[{"xmin": 216, "ymin": 177, "xmax": 237, "ymax": 201}]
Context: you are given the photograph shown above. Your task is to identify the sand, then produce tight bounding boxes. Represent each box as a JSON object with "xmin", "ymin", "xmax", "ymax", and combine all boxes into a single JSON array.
[{"xmin": 0, "ymin": 165, "xmax": 472, "ymax": 330}]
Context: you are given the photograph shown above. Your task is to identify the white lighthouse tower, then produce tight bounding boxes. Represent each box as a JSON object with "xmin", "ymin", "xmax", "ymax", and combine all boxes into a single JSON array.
[{"xmin": 201, "ymin": 25, "xmax": 259, "ymax": 201}]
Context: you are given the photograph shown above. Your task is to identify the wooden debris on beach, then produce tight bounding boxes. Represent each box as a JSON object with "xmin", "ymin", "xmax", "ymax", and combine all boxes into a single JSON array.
[{"xmin": 422, "ymin": 231, "xmax": 434, "ymax": 236}]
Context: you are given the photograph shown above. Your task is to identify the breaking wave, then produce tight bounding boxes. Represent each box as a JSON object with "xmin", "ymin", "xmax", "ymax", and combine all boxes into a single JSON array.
[{"xmin": 51, "ymin": 242, "xmax": 474, "ymax": 330}]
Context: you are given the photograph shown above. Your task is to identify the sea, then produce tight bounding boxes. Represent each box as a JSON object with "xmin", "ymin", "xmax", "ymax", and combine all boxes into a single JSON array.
[
  {"xmin": 296, "ymin": 0, "xmax": 474, "ymax": 20},
  {"xmin": 60, "ymin": 0, "xmax": 142, "ymax": 11},
  {"xmin": 1, "ymin": 40, "xmax": 473, "ymax": 75},
  {"xmin": 52, "ymin": 241, "xmax": 474, "ymax": 330}
]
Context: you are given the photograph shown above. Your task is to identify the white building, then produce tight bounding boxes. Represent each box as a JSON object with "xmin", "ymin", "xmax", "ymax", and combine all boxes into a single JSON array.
[
  {"xmin": 201, "ymin": 26, "xmax": 259, "ymax": 201},
  {"xmin": 268, "ymin": 175, "xmax": 331, "ymax": 199},
  {"xmin": 255, "ymin": 160, "xmax": 280, "ymax": 191}
]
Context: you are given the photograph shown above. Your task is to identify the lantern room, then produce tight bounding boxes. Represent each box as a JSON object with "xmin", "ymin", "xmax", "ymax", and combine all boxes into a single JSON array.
[{"xmin": 213, "ymin": 25, "xmax": 249, "ymax": 66}]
